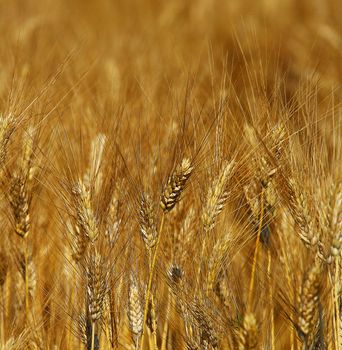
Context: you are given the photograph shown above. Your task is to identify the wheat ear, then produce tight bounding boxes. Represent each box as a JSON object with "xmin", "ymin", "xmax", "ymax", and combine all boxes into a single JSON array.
[
  {"xmin": 160, "ymin": 158, "xmax": 193, "ymax": 212},
  {"xmin": 202, "ymin": 160, "xmax": 234, "ymax": 232},
  {"xmin": 0, "ymin": 114, "xmax": 15, "ymax": 167},
  {"xmin": 128, "ymin": 273, "xmax": 143, "ymax": 350},
  {"xmin": 237, "ymin": 313, "xmax": 258, "ymax": 350},
  {"xmin": 72, "ymin": 180, "xmax": 99, "ymax": 243},
  {"xmin": 297, "ymin": 261, "xmax": 322, "ymax": 348}
]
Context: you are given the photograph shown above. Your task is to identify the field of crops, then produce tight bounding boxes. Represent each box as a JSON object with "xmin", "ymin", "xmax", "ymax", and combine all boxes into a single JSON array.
[{"xmin": 0, "ymin": 0, "xmax": 341, "ymax": 349}]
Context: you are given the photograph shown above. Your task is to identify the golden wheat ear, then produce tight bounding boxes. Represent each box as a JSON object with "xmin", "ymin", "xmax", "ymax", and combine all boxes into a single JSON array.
[
  {"xmin": 236, "ymin": 312, "xmax": 258, "ymax": 350},
  {"xmin": 72, "ymin": 180, "xmax": 99, "ymax": 243},
  {"xmin": 297, "ymin": 261, "xmax": 323, "ymax": 348},
  {"xmin": 202, "ymin": 160, "xmax": 235, "ymax": 232},
  {"xmin": 160, "ymin": 158, "xmax": 193, "ymax": 212},
  {"xmin": 139, "ymin": 192, "xmax": 157, "ymax": 250},
  {"xmin": 0, "ymin": 114, "xmax": 15, "ymax": 167},
  {"xmin": 128, "ymin": 273, "xmax": 143, "ymax": 350}
]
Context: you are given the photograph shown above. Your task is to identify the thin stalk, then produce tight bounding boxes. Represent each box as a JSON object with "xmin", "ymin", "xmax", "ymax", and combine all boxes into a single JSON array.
[
  {"xmin": 267, "ymin": 249, "xmax": 275, "ymax": 350},
  {"xmin": 109, "ymin": 290, "xmax": 118, "ymax": 349},
  {"xmin": 278, "ymin": 221, "xmax": 295, "ymax": 350},
  {"xmin": 24, "ymin": 237, "xmax": 29, "ymax": 320},
  {"xmin": 334, "ymin": 259, "xmax": 341, "ymax": 350},
  {"xmin": 150, "ymin": 295, "xmax": 158, "ymax": 349},
  {"xmin": 247, "ymin": 189, "xmax": 264, "ymax": 309},
  {"xmin": 91, "ymin": 321, "xmax": 95, "ymax": 350},
  {"xmin": 147, "ymin": 250, "xmax": 158, "ymax": 350},
  {"xmin": 0, "ymin": 286, "xmax": 4, "ymax": 347},
  {"xmin": 134, "ymin": 335, "xmax": 140, "ymax": 350},
  {"xmin": 160, "ymin": 292, "xmax": 171, "ymax": 350},
  {"xmin": 67, "ymin": 268, "xmax": 77, "ymax": 349},
  {"xmin": 197, "ymin": 232, "xmax": 207, "ymax": 291},
  {"xmin": 141, "ymin": 212, "xmax": 165, "ymax": 350}
]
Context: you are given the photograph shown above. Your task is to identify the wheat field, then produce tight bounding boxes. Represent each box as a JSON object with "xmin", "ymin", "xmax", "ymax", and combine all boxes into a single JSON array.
[{"xmin": 0, "ymin": 0, "xmax": 341, "ymax": 349}]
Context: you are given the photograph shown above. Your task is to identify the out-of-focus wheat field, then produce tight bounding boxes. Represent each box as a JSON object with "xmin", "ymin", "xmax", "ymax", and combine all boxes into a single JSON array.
[{"xmin": 0, "ymin": 0, "xmax": 341, "ymax": 349}]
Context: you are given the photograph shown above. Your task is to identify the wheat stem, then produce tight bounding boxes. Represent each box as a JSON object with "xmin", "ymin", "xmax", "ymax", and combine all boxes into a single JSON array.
[
  {"xmin": 91, "ymin": 321, "xmax": 95, "ymax": 350},
  {"xmin": 267, "ymin": 249, "xmax": 275, "ymax": 350},
  {"xmin": 248, "ymin": 189, "xmax": 264, "ymax": 309},
  {"xmin": 141, "ymin": 212, "xmax": 165, "ymax": 349},
  {"xmin": 24, "ymin": 238, "xmax": 29, "ymax": 321},
  {"xmin": 160, "ymin": 291, "xmax": 171, "ymax": 350},
  {"xmin": 0, "ymin": 286, "xmax": 3, "ymax": 347},
  {"xmin": 334, "ymin": 259, "xmax": 341, "ymax": 350},
  {"xmin": 150, "ymin": 295, "xmax": 158, "ymax": 350}
]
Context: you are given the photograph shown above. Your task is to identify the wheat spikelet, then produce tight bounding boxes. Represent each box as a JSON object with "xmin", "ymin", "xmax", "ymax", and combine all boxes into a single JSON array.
[
  {"xmin": 202, "ymin": 160, "xmax": 234, "ymax": 232},
  {"xmin": 105, "ymin": 190, "xmax": 121, "ymax": 247},
  {"xmin": 128, "ymin": 273, "xmax": 143, "ymax": 346},
  {"xmin": 0, "ymin": 114, "xmax": 15, "ymax": 167},
  {"xmin": 268, "ymin": 122, "xmax": 286, "ymax": 161},
  {"xmin": 72, "ymin": 180, "xmax": 99, "ymax": 243},
  {"xmin": 237, "ymin": 313, "xmax": 258, "ymax": 350},
  {"xmin": 84, "ymin": 133, "xmax": 106, "ymax": 194},
  {"xmin": 207, "ymin": 232, "xmax": 232, "ymax": 292},
  {"xmin": 139, "ymin": 193, "xmax": 157, "ymax": 249},
  {"xmin": 9, "ymin": 174, "xmax": 30, "ymax": 238},
  {"xmin": 288, "ymin": 178, "xmax": 318, "ymax": 247},
  {"xmin": 77, "ymin": 314, "xmax": 88, "ymax": 346},
  {"xmin": 86, "ymin": 247, "xmax": 109, "ymax": 322},
  {"xmin": 174, "ymin": 205, "xmax": 195, "ymax": 264},
  {"xmin": 21, "ymin": 126, "xmax": 36, "ymax": 181},
  {"xmin": 160, "ymin": 158, "xmax": 193, "ymax": 212},
  {"xmin": 297, "ymin": 262, "xmax": 322, "ymax": 345},
  {"xmin": 191, "ymin": 299, "xmax": 219, "ymax": 349},
  {"xmin": 68, "ymin": 220, "xmax": 87, "ymax": 262}
]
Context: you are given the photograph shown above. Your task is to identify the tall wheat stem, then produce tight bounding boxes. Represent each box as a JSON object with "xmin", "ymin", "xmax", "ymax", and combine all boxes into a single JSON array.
[
  {"xmin": 67, "ymin": 268, "xmax": 76, "ymax": 349},
  {"xmin": 160, "ymin": 291, "xmax": 171, "ymax": 350},
  {"xmin": 91, "ymin": 321, "xmax": 95, "ymax": 350},
  {"xmin": 141, "ymin": 212, "xmax": 165, "ymax": 349},
  {"xmin": 334, "ymin": 259, "xmax": 341, "ymax": 350},
  {"xmin": 147, "ymin": 250, "xmax": 158, "ymax": 350},
  {"xmin": 24, "ymin": 237, "xmax": 29, "ymax": 320},
  {"xmin": 0, "ymin": 285, "xmax": 4, "ymax": 347},
  {"xmin": 248, "ymin": 189, "xmax": 264, "ymax": 309},
  {"xmin": 109, "ymin": 289, "xmax": 118, "ymax": 349},
  {"xmin": 267, "ymin": 249, "xmax": 275, "ymax": 350},
  {"xmin": 197, "ymin": 231, "xmax": 208, "ymax": 292}
]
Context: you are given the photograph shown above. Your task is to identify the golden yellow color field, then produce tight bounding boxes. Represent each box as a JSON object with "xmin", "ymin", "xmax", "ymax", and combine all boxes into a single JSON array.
[{"xmin": 0, "ymin": 0, "xmax": 341, "ymax": 349}]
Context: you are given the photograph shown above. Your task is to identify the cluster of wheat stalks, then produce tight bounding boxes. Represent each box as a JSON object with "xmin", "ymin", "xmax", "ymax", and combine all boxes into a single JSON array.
[{"xmin": 0, "ymin": 0, "xmax": 341, "ymax": 349}]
